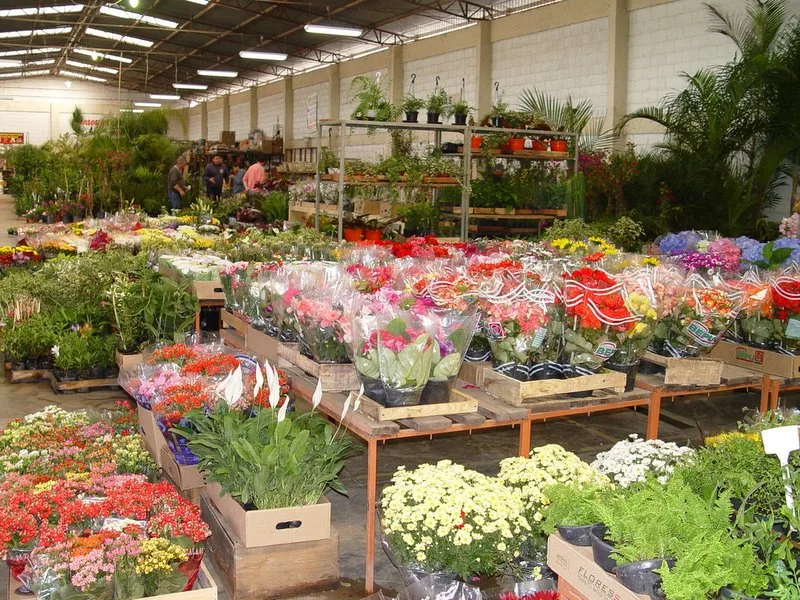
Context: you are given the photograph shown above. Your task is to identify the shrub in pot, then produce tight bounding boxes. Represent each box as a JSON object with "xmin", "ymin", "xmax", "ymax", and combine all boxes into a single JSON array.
[
  {"xmin": 53, "ymin": 330, "xmax": 92, "ymax": 381},
  {"xmin": 426, "ymin": 88, "xmax": 450, "ymax": 124},
  {"xmin": 349, "ymin": 75, "xmax": 396, "ymax": 122},
  {"xmin": 402, "ymin": 93, "xmax": 425, "ymax": 123},
  {"xmin": 541, "ymin": 482, "xmax": 608, "ymax": 546},
  {"xmin": 488, "ymin": 98, "xmax": 508, "ymax": 128}
]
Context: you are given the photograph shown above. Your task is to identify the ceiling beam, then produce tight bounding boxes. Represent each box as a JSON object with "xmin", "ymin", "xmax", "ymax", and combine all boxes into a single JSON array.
[
  {"xmin": 404, "ymin": 0, "xmax": 495, "ymax": 20},
  {"xmin": 52, "ymin": 1, "xmax": 104, "ymax": 76}
]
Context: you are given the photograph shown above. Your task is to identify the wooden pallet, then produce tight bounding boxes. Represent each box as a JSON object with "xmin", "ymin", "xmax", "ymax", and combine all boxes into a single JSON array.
[
  {"xmin": 483, "ymin": 367, "xmax": 627, "ymax": 406},
  {"xmin": 350, "ymin": 385, "xmax": 478, "ymax": 422},
  {"xmin": 526, "ymin": 388, "xmax": 651, "ymax": 415},
  {"xmin": 200, "ymin": 492, "xmax": 338, "ymax": 600},
  {"xmin": 6, "ymin": 368, "xmax": 51, "ymax": 383},
  {"xmin": 642, "ymin": 351, "xmax": 724, "ymax": 386},
  {"xmin": 50, "ymin": 375, "xmax": 120, "ymax": 394},
  {"xmin": 636, "ymin": 361, "xmax": 761, "ymax": 391},
  {"xmin": 276, "ymin": 343, "xmax": 359, "ymax": 392}
]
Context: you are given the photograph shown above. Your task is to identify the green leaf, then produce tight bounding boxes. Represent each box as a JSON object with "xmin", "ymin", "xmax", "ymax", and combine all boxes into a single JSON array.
[
  {"xmin": 386, "ymin": 317, "xmax": 408, "ymax": 338},
  {"xmin": 433, "ymin": 352, "xmax": 462, "ymax": 379}
]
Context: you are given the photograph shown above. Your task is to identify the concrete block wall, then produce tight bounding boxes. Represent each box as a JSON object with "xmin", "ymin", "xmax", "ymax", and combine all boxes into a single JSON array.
[
  {"xmin": 492, "ymin": 18, "xmax": 608, "ymax": 115},
  {"xmin": 404, "ymin": 48, "xmax": 477, "ymax": 109},
  {"xmin": 187, "ymin": 107, "xmax": 201, "ymax": 140},
  {"xmin": 292, "ymin": 81, "xmax": 330, "ymax": 140},
  {"xmin": 257, "ymin": 91, "xmax": 284, "ymax": 136},
  {"xmin": 340, "ymin": 68, "xmax": 389, "ymax": 121},
  {"xmin": 229, "ymin": 92, "xmax": 250, "ymax": 137}
]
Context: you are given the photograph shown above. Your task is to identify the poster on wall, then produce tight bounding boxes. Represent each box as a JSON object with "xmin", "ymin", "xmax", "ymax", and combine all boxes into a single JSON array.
[
  {"xmin": 56, "ymin": 112, "xmax": 106, "ymax": 136},
  {"xmin": 306, "ymin": 93, "xmax": 318, "ymax": 134},
  {"xmin": 0, "ymin": 132, "xmax": 25, "ymax": 145}
]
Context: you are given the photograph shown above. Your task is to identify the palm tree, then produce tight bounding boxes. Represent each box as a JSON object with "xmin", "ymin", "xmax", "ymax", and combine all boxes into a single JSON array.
[{"xmin": 617, "ymin": 0, "xmax": 800, "ymax": 234}]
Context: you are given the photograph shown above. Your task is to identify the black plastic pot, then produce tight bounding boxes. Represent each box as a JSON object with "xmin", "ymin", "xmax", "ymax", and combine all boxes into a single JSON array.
[
  {"xmin": 493, "ymin": 362, "xmax": 530, "ymax": 382},
  {"xmin": 404, "ymin": 110, "xmax": 419, "ymax": 123},
  {"xmin": 607, "ymin": 361, "xmax": 640, "ymax": 392},
  {"xmin": 637, "ymin": 359, "xmax": 664, "ymax": 375},
  {"xmin": 718, "ymin": 587, "xmax": 762, "ymax": 600},
  {"xmin": 36, "ymin": 356, "xmax": 52, "ymax": 370},
  {"xmin": 105, "ymin": 365, "xmax": 120, "ymax": 379},
  {"xmin": 530, "ymin": 361, "xmax": 563, "ymax": 381},
  {"xmin": 490, "ymin": 116, "xmax": 503, "ymax": 127},
  {"xmin": 360, "ymin": 375, "xmax": 387, "ymax": 406},
  {"xmin": 453, "ymin": 112, "xmax": 467, "ymax": 126},
  {"xmin": 54, "ymin": 368, "xmax": 78, "ymax": 382},
  {"xmin": 615, "ymin": 558, "xmax": 674, "ymax": 598},
  {"xmin": 420, "ymin": 379, "xmax": 451, "ymax": 405},
  {"xmin": 557, "ymin": 523, "xmax": 601, "ymax": 547},
  {"xmin": 426, "ymin": 111, "xmax": 440, "ymax": 124},
  {"xmin": 590, "ymin": 524, "xmax": 618, "ymax": 573},
  {"xmin": 88, "ymin": 365, "xmax": 105, "ymax": 380}
]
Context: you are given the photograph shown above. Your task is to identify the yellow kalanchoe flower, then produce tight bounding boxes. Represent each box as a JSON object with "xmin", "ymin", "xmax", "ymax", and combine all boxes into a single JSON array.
[
  {"xmin": 705, "ymin": 431, "xmax": 760, "ymax": 446},
  {"xmin": 135, "ymin": 538, "xmax": 188, "ymax": 575}
]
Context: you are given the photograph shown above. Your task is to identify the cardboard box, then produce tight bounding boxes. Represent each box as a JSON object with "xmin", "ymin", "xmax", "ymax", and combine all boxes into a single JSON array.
[
  {"xmin": 246, "ymin": 325, "xmax": 279, "ymax": 364},
  {"xmin": 192, "ymin": 279, "xmax": 224, "ymax": 303},
  {"xmin": 220, "ymin": 131, "xmax": 236, "ymax": 146},
  {"xmin": 709, "ymin": 340, "xmax": 800, "ymax": 379},
  {"xmin": 558, "ymin": 580, "xmax": 590, "ymax": 600},
  {"xmin": 160, "ymin": 447, "xmax": 204, "ymax": 491},
  {"xmin": 547, "ymin": 535, "xmax": 649, "ymax": 600},
  {"xmin": 205, "ymin": 482, "xmax": 331, "ymax": 548},
  {"xmin": 116, "ymin": 350, "xmax": 143, "ymax": 370},
  {"xmin": 138, "ymin": 404, "xmax": 168, "ymax": 468},
  {"xmin": 260, "ymin": 138, "xmax": 283, "ymax": 154}
]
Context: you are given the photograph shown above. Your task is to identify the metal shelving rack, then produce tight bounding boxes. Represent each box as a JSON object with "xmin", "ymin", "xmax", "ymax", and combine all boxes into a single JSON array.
[{"xmin": 312, "ymin": 118, "xmax": 579, "ymax": 241}]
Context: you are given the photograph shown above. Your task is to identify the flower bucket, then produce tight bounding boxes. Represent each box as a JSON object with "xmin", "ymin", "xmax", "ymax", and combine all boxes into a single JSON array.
[
  {"xmin": 365, "ymin": 228, "xmax": 382, "ymax": 241},
  {"xmin": 550, "ymin": 140, "xmax": 568, "ymax": 152},
  {"xmin": 471, "ymin": 136, "xmax": 483, "ymax": 149},
  {"xmin": 532, "ymin": 139, "xmax": 549, "ymax": 151},
  {"xmin": 178, "ymin": 549, "xmax": 205, "ymax": 591},
  {"xmin": 7, "ymin": 548, "xmax": 33, "ymax": 594},
  {"xmin": 343, "ymin": 228, "xmax": 365, "ymax": 242},
  {"xmin": 156, "ymin": 415, "xmax": 199, "ymax": 466},
  {"xmin": 508, "ymin": 138, "xmax": 525, "ymax": 151}
]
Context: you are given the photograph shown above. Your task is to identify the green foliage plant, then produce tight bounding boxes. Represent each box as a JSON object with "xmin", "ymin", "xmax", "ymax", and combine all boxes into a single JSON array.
[
  {"xmin": 177, "ymin": 403, "xmax": 356, "ymax": 510},
  {"xmin": 401, "ymin": 93, "xmax": 425, "ymax": 113},
  {"xmin": 540, "ymin": 482, "xmax": 607, "ymax": 535},
  {"xmin": 350, "ymin": 75, "xmax": 397, "ymax": 122},
  {"xmin": 426, "ymin": 87, "xmax": 450, "ymax": 116}
]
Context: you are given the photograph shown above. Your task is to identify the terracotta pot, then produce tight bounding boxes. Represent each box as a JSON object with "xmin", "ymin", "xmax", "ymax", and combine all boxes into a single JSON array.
[
  {"xmin": 532, "ymin": 139, "xmax": 548, "ymax": 151},
  {"xmin": 471, "ymin": 136, "xmax": 483, "ymax": 149},
  {"xmin": 343, "ymin": 227, "xmax": 365, "ymax": 242},
  {"xmin": 364, "ymin": 228, "xmax": 382, "ymax": 241},
  {"xmin": 551, "ymin": 140, "xmax": 568, "ymax": 152},
  {"xmin": 508, "ymin": 138, "xmax": 525, "ymax": 151}
]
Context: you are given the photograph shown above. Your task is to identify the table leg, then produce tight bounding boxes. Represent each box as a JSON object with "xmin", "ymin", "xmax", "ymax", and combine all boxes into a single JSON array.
[
  {"xmin": 646, "ymin": 390, "xmax": 661, "ymax": 440},
  {"xmin": 365, "ymin": 438, "xmax": 378, "ymax": 594},
  {"xmin": 771, "ymin": 378, "xmax": 781, "ymax": 411},
  {"xmin": 758, "ymin": 377, "xmax": 770, "ymax": 414},
  {"xmin": 194, "ymin": 311, "xmax": 201, "ymax": 335},
  {"xmin": 518, "ymin": 419, "xmax": 531, "ymax": 457}
]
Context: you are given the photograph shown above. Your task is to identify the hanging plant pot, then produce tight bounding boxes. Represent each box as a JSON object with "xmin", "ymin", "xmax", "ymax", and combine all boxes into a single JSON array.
[
  {"xmin": 365, "ymin": 109, "xmax": 377, "ymax": 121},
  {"xmin": 364, "ymin": 228, "xmax": 382, "ymax": 241},
  {"xmin": 404, "ymin": 110, "xmax": 419, "ymax": 123},
  {"xmin": 551, "ymin": 140, "xmax": 568, "ymax": 152},
  {"xmin": 590, "ymin": 524, "xmax": 618, "ymax": 573},
  {"xmin": 427, "ymin": 111, "xmax": 440, "ymax": 124},
  {"xmin": 343, "ymin": 227, "xmax": 365, "ymax": 242},
  {"xmin": 471, "ymin": 136, "xmax": 483, "ymax": 149},
  {"xmin": 453, "ymin": 112, "xmax": 467, "ymax": 126},
  {"xmin": 490, "ymin": 116, "xmax": 504, "ymax": 127},
  {"xmin": 615, "ymin": 558, "xmax": 675, "ymax": 597},
  {"xmin": 508, "ymin": 138, "xmax": 525, "ymax": 151}
]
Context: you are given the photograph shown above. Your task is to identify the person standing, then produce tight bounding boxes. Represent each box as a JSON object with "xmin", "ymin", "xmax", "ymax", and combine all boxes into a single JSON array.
[
  {"xmin": 167, "ymin": 155, "xmax": 187, "ymax": 211},
  {"xmin": 231, "ymin": 163, "xmax": 246, "ymax": 194},
  {"xmin": 203, "ymin": 154, "xmax": 226, "ymax": 201},
  {"xmin": 243, "ymin": 154, "xmax": 267, "ymax": 193}
]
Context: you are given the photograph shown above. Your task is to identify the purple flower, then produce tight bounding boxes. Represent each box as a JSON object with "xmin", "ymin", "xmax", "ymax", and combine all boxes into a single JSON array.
[
  {"xmin": 741, "ymin": 242, "xmax": 766, "ymax": 265},
  {"xmin": 659, "ymin": 233, "xmax": 687, "ymax": 255}
]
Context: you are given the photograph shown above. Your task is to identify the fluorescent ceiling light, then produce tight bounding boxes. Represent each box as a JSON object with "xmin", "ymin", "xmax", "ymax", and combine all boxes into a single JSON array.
[
  {"xmin": 121, "ymin": 108, "xmax": 144, "ymax": 113},
  {"xmin": 303, "ymin": 24, "xmax": 362, "ymax": 37},
  {"xmin": 150, "ymin": 94, "xmax": 181, "ymax": 100},
  {"xmin": 185, "ymin": 0, "xmax": 209, "ymax": 5},
  {"xmin": 85, "ymin": 27, "xmax": 153, "ymax": 48},
  {"xmin": 74, "ymin": 48, "xmax": 132, "ymax": 64},
  {"xmin": 134, "ymin": 101, "xmax": 161, "ymax": 107},
  {"xmin": 0, "ymin": 60, "xmax": 21, "ymax": 68},
  {"xmin": 99, "ymin": 6, "xmax": 178, "ymax": 29},
  {"xmin": 239, "ymin": 51, "xmax": 288, "ymax": 61},
  {"xmin": 65, "ymin": 59, "xmax": 118, "ymax": 74},
  {"xmin": 0, "ymin": 47, "xmax": 60, "ymax": 58},
  {"xmin": 197, "ymin": 69, "xmax": 237, "ymax": 78},
  {"xmin": 0, "ymin": 69, "xmax": 50, "ymax": 79},
  {"xmin": 0, "ymin": 27, "xmax": 72, "ymax": 39},
  {"xmin": 61, "ymin": 70, "xmax": 108, "ymax": 83},
  {"xmin": 0, "ymin": 5, "xmax": 83, "ymax": 17},
  {"xmin": 22, "ymin": 58, "xmax": 56, "ymax": 67},
  {"xmin": 173, "ymin": 82, "xmax": 207, "ymax": 90}
]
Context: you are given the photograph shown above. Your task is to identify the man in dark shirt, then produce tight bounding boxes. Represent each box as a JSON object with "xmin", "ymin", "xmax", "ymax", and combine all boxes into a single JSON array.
[
  {"xmin": 203, "ymin": 154, "xmax": 227, "ymax": 201},
  {"xmin": 167, "ymin": 155, "xmax": 187, "ymax": 210}
]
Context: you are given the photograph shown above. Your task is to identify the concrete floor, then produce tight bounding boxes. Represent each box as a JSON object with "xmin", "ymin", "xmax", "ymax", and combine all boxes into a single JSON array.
[{"xmin": 1, "ymin": 194, "xmax": 797, "ymax": 599}]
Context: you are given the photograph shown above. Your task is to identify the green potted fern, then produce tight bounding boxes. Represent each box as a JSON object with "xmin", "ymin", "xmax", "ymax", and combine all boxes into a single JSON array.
[
  {"xmin": 450, "ymin": 99, "xmax": 471, "ymax": 126},
  {"xmin": 426, "ymin": 88, "xmax": 450, "ymax": 124},
  {"xmin": 402, "ymin": 93, "xmax": 425, "ymax": 123}
]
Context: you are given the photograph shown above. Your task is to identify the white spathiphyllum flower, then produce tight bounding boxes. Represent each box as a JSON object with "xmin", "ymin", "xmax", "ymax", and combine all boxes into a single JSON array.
[
  {"xmin": 268, "ymin": 365, "xmax": 280, "ymax": 409},
  {"xmin": 51, "ymin": 345, "xmax": 59, "ymax": 358},
  {"xmin": 224, "ymin": 366, "xmax": 244, "ymax": 407},
  {"xmin": 341, "ymin": 394, "xmax": 351, "ymax": 418},
  {"xmin": 276, "ymin": 398, "xmax": 288, "ymax": 422},
  {"xmin": 353, "ymin": 383, "xmax": 364, "ymax": 412},
  {"xmin": 312, "ymin": 378, "xmax": 323, "ymax": 410},
  {"xmin": 215, "ymin": 370, "xmax": 233, "ymax": 400},
  {"xmin": 254, "ymin": 363, "xmax": 264, "ymax": 399}
]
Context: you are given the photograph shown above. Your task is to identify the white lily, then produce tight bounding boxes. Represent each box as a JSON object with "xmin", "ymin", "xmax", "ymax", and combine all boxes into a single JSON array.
[
  {"xmin": 312, "ymin": 378, "xmax": 323, "ymax": 410},
  {"xmin": 254, "ymin": 363, "xmax": 264, "ymax": 399}
]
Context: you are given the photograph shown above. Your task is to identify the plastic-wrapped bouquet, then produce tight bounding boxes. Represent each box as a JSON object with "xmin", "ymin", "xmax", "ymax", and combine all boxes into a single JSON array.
[
  {"xmin": 292, "ymin": 288, "xmax": 351, "ymax": 364},
  {"xmin": 728, "ymin": 270, "xmax": 777, "ymax": 348},
  {"xmin": 771, "ymin": 268, "xmax": 800, "ymax": 353},
  {"xmin": 590, "ymin": 434, "xmax": 695, "ymax": 487},
  {"xmin": 152, "ymin": 380, "xmax": 211, "ymax": 465},
  {"xmin": 219, "ymin": 262, "xmax": 249, "ymax": 313},
  {"xmin": 420, "ymin": 308, "xmax": 478, "ymax": 404}
]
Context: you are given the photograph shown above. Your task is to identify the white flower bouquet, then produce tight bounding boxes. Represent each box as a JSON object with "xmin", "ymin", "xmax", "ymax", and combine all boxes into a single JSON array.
[
  {"xmin": 381, "ymin": 460, "xmax": 531, "ymax": 579},
  {"xmin": 497, "ymin": 445, "xmax": 609, "ymax": 537},
  {"xmin": 590, "ymin": 434, "xmax": 695, "ymax": 487}
]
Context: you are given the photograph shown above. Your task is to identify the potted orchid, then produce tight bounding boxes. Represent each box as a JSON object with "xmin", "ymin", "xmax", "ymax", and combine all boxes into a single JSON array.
[{"xmin": 376, "ymin": 309, "xmax": 436, "ymax": 407}]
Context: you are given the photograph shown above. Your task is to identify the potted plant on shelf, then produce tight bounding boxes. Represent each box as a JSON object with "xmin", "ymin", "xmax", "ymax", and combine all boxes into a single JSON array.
[
  {"xmin": 343, "ymin": 215, "xmax": 367, "ymax": 242},
  {"xmin": 550, "ymin": 137, "xmax": 568, "ymax": 153},
  {"xmin": 398, "ymin": 202, "xmax": 439, "ymax": 236},
  {"xmin": 450, "ymin": 100, "xmax": 471, "ymax": 126},
  {"xmin": 350, "ymin": 75, "xmax": 395, "ymax": 122},
  {"xmin": 489, "ymin": 98, "xmax": 509, "ymax": 127},
  {"xmin": 426, "ymin": 87, "xmax": 450, "ymax": 124},
  {"xmin": 402, "ymin": 93, "xmax": 425, "ymax": 123}
]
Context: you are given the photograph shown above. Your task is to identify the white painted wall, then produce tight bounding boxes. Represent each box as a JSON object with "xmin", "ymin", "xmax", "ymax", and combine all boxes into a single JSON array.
[
  {"xmin": 229, "ymin": 97, "xmax": 250, "ymax": 138},
  {"xmin": 292, "ymin": 82, "xmax": 329, "ymax": 139},
  {"xmin": 257, "ymin": 91, "xmax": 284, "ymax": 136},
  {"xmin": 492, "ymin": 18, "xmax": 608, "ymax": 114},
  {"xmin": 405, "ymin": 48, "xmax": 477, "ymax": 112},
  {"xmin": 1, "ymin": 110, "xmax": 51, "ymax": 145},
  {"xmin": 187, "ymin": 107, "xmax": 201, "ymax": 140},
  {"xmin": 207, "ymin": 107, "xmax": 223, "ymax": 141}
]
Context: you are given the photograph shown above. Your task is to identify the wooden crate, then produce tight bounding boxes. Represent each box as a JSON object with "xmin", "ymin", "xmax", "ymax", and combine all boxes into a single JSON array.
[
  {"xmin": 246, "ymin": 326, "xmax": 279, "ymax": 364},
  {"xmin": 483, "ymin": 368, "xmax": 626, "ymax": 406},
  {"xmin": 116, "ymin": 351, "xmax": 143, "ymax": 370},
  {"xmin": 8, "ymin": 562, "xmax": 218, "ymax": 600},
  {"xmin": 6, "ymin": 368, "xmax": 51, "ymax": 383},
  {"xmin": 200, "ymin": 493, "xmax": 339, "ymax": 599},
  {"xmin": 220, "ymin": 310, "xmax": 248, "ymax": 350},
  {"xmin": 50, "ymin": 374, "xmax": 121, "ymax": 394},
  {"xmin": 277, "ymin": 343, "xmax": 360, "ymax": 392},
  {"xmin": 138, "ymin": 404, "xmax": 168, "ymax": 468},
  {"xmin": 458, "ymin": 361, "xmax": 490, "ymax": 386},
  {"xmin": 351, "ymin": 386, "xmax": 478, "ymax": 421},
  {"xmin": 642, "ymin": 351, "xmax": 724, "ymax": 386},
  {"xmin": 709, "ymin": 340, "xmax": 800, "ymax": 380}
]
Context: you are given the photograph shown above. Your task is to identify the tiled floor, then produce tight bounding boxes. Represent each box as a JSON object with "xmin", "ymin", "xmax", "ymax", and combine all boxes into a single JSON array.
[{"xmin": 0, "ymin": 194, "xmax": 796, "ymax": 599}]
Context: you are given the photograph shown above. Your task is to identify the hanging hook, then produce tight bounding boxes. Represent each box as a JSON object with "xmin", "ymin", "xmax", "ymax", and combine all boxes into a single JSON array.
[
  {"xmin": 410, "ymin": 73, "xmax": 416, "ymax": 84},
  {"xmin": 494, "ymin": 81, "xmax": 500, "ymax": 92},
  {"xmin": 435, "ymin": 75, "xmax": 440, "ymax": 88}
]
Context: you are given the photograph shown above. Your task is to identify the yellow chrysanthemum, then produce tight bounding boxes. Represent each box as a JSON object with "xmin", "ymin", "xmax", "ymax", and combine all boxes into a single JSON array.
[{"xmin": 705, "ymin": 431, "xmax": 760, "ymax": 446}]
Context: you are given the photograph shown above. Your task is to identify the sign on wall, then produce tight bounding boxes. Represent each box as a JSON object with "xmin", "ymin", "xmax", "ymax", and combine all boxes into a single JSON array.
[
  {"xmin": 306, "ymin": 93, "xmax": 318, "ymax": 134},
  {"xmin": 0, "ymin": 132, "xmax": 25, "ymax": 145}
]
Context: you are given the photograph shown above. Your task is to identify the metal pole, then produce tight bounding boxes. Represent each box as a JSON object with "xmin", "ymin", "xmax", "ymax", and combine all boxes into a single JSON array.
[
  {"xmin": 461, "ymin": 124, "xmax": 471, "ymax": 241},
  {"xmin": 314, "ymin": 122, "xmax": 323, "ymax": 231},
  {"xmin": 338, "ymin": 122, "xmax": 346, "ymax": 242}
]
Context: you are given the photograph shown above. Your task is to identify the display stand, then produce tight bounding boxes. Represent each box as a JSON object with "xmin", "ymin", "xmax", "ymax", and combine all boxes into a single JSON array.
[
  {"xmin": 287, "ymin": 367, "xmax": 530, "ymax": 594},
  {"xmin": 766, "ymin": 376, "xmax": 800, "ymax": 410}
]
